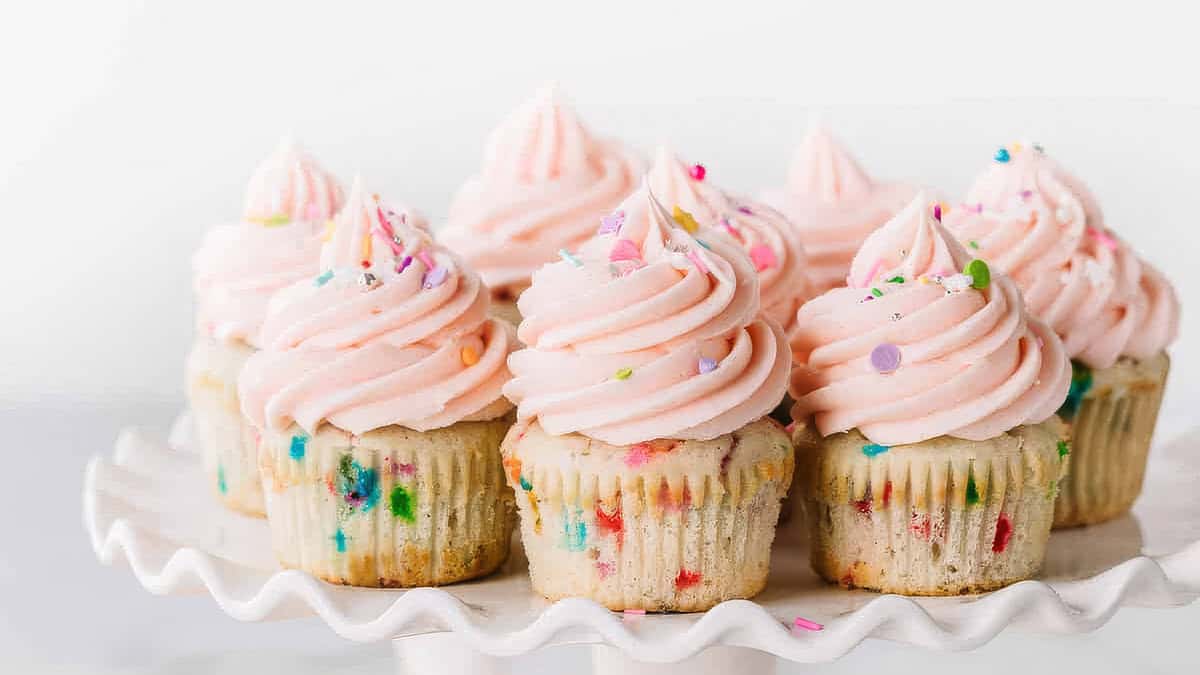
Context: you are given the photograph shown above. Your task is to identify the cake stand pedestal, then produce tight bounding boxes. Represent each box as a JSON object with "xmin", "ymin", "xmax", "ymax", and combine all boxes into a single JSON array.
[{"xmin": 84, "ymin": 413, "xmax": 1200, "ymax": 672}]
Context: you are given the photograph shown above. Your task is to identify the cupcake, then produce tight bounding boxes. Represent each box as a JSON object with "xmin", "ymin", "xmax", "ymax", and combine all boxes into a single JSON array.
[
  {"xmin": 441, "ymin": 86, "xmax": 642, "ymax": 324},
  {"xmin": 789, "ymin": 193, "xmax": 1072, "ymax": 595},
  {"xmin": 762, "ymin": 123, "xmax": 916, "ymax": 294},
  {"xmin": 501, "ymin": 185, "xmax": 795, "ymax": 611},
  {"xmin": 188, "ymin": 140, "xmax": 344, "ymax": 515},
  {"xmin": 946, "ymin": 143, "xmax": 1180, "ymax": 527},
  {"xmin": 238, "ymin": 178, "xmax": 517, "ymax": 587}
]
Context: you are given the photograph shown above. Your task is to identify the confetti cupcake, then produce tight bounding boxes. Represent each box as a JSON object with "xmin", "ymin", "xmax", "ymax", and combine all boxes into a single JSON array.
[
  {"xmin": 239, "ymin": 178, "xmax": 517, "ymax": 587},
  {"xmin": 789, "ymin": 193, "xmax": 1072, "ymax": 595},
  {"xmin": 501, "ymin": 184, "xmax": 794, "ymax": 611},
  {"xmin": 947, "ymin": 144, "xmax": 1180, "ymax": 527},
  {"xmin": 761, "ymin": 122, "xmax": 916, "ymax": 294},
  {"xmin": 188, "ymin": 140, "xmax": 344, "ymax": 516},
  {"xmin": 441, "ymin": 86, "xmax": 642, "ymax": 324}
]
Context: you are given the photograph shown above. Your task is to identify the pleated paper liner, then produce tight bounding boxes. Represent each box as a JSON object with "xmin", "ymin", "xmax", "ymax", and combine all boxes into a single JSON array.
[
  {"xmin": 1054, "ymin": 352, "xmax": 1170, "ymax": 528},
  {"xmin": 502, "ymin": 417, "xmax": 794, "ymax": 611},
  {"xmin": 185, "ymin": 335, "xmax": 265, "ymax": 516},
  {"xmin": 259, "ymin": 417, "xmax": 515, "ymax": 587},
  {"xmin": 794, "ymin": 420, "xmax": 1068, "ymax": 595}
]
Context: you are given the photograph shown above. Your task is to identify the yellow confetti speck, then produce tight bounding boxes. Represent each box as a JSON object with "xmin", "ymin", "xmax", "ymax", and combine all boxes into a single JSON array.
[{"xmin": 672, "ymin": 205, "xmax": 700, "ymax": 233}]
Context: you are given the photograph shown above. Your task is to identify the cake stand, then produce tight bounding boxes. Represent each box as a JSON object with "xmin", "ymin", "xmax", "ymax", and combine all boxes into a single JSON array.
[{"xmin": 83, "ymin": 412, "xmax": 1200, "ymax": 673}]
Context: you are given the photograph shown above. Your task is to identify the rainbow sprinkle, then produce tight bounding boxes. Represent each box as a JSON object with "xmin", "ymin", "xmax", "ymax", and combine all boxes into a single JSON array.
[
  {"xmin": 672, "ymin": 205, "xmax": 700, "ymax": 233},
  {"xmin": 749, "ymin": 244, "xmax": 776, "ymax": 271},
  {"xmin": 461, "ymin": 346, "xmax": 480, "ymax": 366},
  {"xmin": 1057, "ymin": 440, "xmax": 1071, "ymax": 458},
  {"xmin": 314, "ymin": 269, "xmax": 334, "ymax": 286},
  {"xmin": 699, "ymin": 356, "xmax": 718, "ymax": 374},
  {"xmin": 862, "ymin": 443, "xmax": 889, "ymax": 457},
  {"xmin": 994, "ymin": 147, "xmax": 1011, "ymax": 163},
  {"xmin": 559, "ymin": 249, "xmax": 583, "ymax": 267},
  {"xmin": 614, "ymin": 367, "xmax": 633, "ymax": 380},
  {"xmin": 792, "ymin": 617, "xmax": 824, "ymax": 632},
  {"xmin": 422, "ymin": 265, "xmax": 448, "ymax": 289},
  {"xmin": 964, "ymin": 259, "xmax": 991, "ymax": 290},
  {"xmin": 689, "ymin": 163, "xmax": 706, "ymax": 181}
]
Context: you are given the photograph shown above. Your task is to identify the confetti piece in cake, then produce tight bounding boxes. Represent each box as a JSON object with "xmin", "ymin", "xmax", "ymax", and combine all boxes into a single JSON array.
[
  {"xmin": 674, "ymin": 569, "xmax": 702, "ymax": 590},
  {"xmin": 595, "ymin": 502, "xmax": 625, "ymax": 549},
  {"xmin": 460, "ymin": 346, "xmax": 480, "ymax": 366},
  {"xmin": 217, "ymin": 465, "xmax": 227, "ymax": 494},
  {"xmin": 559, "ymin": 248, "xmax": 583, "ymax": 267},
  {"xmin": 337, "ymin": 455, "xmax": 380, "ymax": 512},
  {"xmin": 1057, "ymin": 440, "xmax": 1071, "ymax": 458},
  {"xmin": 862, "ymin": 443, "xmax": 889, "ymax": 457},
  {"xmin": 614, "ymin": 367, "xmax": 633, "ymax": 380},
  {"xmin": 994, "ymin": 147, "xmax": 1011, "ymax": 163},
  {"xmin": 518, "ymin": 475, "xmax": 532, "ymax": 491},
  {"xmin": 853, "ymin": 498, "xmax": 872, "ymax": 515},
  {"xmin": 749, "ymin": 244, "xmax": 776, "ymax": 271},
  {"xmin": 870, "ymin": 344, "xmax": 901, "ymax": 373},
  {"xmin": 332, "ymin": 528, "xmax": 347, "ymax": 553},
  {"xmin": 624, "ymin": 443, "xmax": 651, "ymax": 468},
  {"xmin": 965, "ymin": 259, "xmax": 991, "ymax": 290},
  {"xmin": 595, "ymin": 560, "xmax": 615, "ymax": 579},
  {"xmin": 422, "ymin": 265, "xmax": 448, "ymax": 289},
  {"xmin": 992, "ymin": 513, "xmax": 1013, "ymax": 553},
  {"xmin": 598, "ymin": 210, "xmax": 625, "ymax": 236},
  {"xmin": 563, "ymin": 509, "xmax": 588, "ymax": 552},
  {"xmin": 792, "ymin": 617, "xmax": 824, "ymax": 632},
  {"xmin": 698, "ymin": 356, "xmax": 718, "ymax": 374},
  {"xmin": 672, "ymin": 205, "xmax": 700, "ymax": 233},
  {"xmin": 289, "ymin": 433, "xmax": 308, "ymax": 460},
  {"xmin": 314, "ymin": 269, "xmax": 334, "ymax": 286},
  {"xmin": 882, "ymin": 480, "xmax": 893, "ymax": 506},
  {"xmin": 689, "ymin": 163, "xmax": 706, "ymax": 180},
  {"xmin": 966, "ymin": 473, "xmax": 981, "ymax": 505},
  {"xmin": 389, "ymin": 485, "xmax": 415, "ymax": 522},
  {"xmin": 609, "ymin": 238, "xmax": 641, "ymax": 263}
]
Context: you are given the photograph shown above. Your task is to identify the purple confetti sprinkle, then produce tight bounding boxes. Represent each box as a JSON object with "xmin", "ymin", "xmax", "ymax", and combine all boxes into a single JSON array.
[
  {"xmin": 422, "ymin": 265, "xmax": 448, "ymax": 289},
  {"xmin": 933, "ymin": 204, "xmax": 942, "ymax": 221},
  {"xmin": 396, "ymin": 255, "xmax": 413, "ymax": 274},
  {"xmin": 598, "ymin": 210, "xmax": 625, "ymax": 236},
  {"xmin": 699, "ymin": 356, "xmax": 718, "ymax": 374},
  {"xmin": 870, "ymin": 343, "xmax": 902, "ymax": 373},
  {"xmin": 736, "ymin": 205, "xmax": 754, "ymax": 215}
]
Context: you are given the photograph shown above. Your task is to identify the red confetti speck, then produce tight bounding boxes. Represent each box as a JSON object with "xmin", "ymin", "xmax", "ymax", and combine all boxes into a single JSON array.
[
  {"xmin": 993, "ymin": 512, "xmax": 1013, "ymax": 553},
  {"xmin": 675, "ymin": 568, "xmax": 702, "ymax": 590},
  {"xmin": 689, "ymin": 163, "xmax": 706, "ymax": 181},
  {"xmin": 853, "ymin": 498, "xmax": 872, "ymax": 515},
  {"xmin": 910, "ymin": 512, "xmax": 931, "ymax": 540},
  {"xmin": 361, "ymin": 260, "xmax": 371, "ymax": 268},
  {"xmin": 882, "ymin": 480, "xmax": 893, "ymax": 507},
  {"xmin": 595, "ymin": 502, "xmax": 624, "ymax": 549}
]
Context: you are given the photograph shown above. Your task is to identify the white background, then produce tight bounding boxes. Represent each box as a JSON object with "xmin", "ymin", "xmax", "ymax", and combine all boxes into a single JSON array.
[{"xmin": 2, "ymin": 2, "xmax": 1198, "ymax": 673}]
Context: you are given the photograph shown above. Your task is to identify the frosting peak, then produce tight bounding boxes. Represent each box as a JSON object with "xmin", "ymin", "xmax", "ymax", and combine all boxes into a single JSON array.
[
  {"xmin": 504, "ymin": 185, "xmax": 791, "ymax": 445},
  {"xmin": 442, "ymin": 88, "xmax": 643, "ymax": 292},
  {"xmin": 238, "ymin": 179, "xmax": 514, "ymax": 436},
  {"xmin": 243, "ymin": 138, "xmax": 344, "ymax": 224},
  {"xmin": 790, "ymin": 193, "xmax": 1071, "ymax": 446},
  {"xmin": 786, "ymin": 124, "xmax": 874, "ymax": 203}
]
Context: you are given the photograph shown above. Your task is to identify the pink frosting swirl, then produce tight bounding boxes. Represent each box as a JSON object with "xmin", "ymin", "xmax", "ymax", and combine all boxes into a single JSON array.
[
  {"xmin": 789, "ymin": 193, "xmax": 1071, "ymax": 446},
  {"xmin": 503, "ymin": 184, "xmax": 791, "ymax": 445},
  {"xmin": 441, "ymin": 86, "xmax": 643, "ymax": 294},
  {"xmin": 762, "ymin": 124, "xmax": 916, "ymax": 294},
  {"xmin": 645, "ymin": 148, "xmax": 812, "ymax": 333},
  {"xmin": 949, "ymin": 146, "xmax": 1179, "ymax": 369},
  {"xmin": 239, "ymin": 178, "xmax": 515, "ymax": 436},
  {"xmin": 193, "ymin": 140, "xmax": 345, "ymax": 345}
]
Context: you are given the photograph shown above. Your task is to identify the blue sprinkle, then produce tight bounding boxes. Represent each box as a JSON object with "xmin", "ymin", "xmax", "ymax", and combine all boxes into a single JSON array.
[
  {"xmin": 862, "ymin": 443, "xmax": 890, "ymax": 457},
  {"xmin": 563, "ymin": 508, "xmax": 587, "ymax": 552},
  {"xmin": 994, "ymin": 148, "xmax": 1011, "ymax": 163},
  {"xmin": 695, "ymin": 238, "xmax": 712, "ymax": 250},
  {"xmin": 332, "ymin": 528, "xmax": 347, "ymax": 553},
  {"xmin": 289, "ymin": 433, "xmax": 308, "ymax": 460},
  {"xmin": 314, "ymin": 269, "xmax": 334, "ymax": 286},
  {"xmin": 558, "ymin": 248, "xmax": 583, "ymax": 267},
  {"xmin": 518, "ymin": 475, "xmax": 532, "ymax": 491}
]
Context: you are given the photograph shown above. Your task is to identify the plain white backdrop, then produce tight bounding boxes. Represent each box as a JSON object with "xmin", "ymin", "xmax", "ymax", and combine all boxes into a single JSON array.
[{"xmin": 2, "ymin": 2, "xmax": 1198, "ymax": 673}]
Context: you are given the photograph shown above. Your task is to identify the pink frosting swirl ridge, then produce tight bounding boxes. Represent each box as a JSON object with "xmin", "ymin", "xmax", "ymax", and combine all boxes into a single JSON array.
[
  {"xmin": 762, "ymin": 124, "xmax": 916, "ymax": 294},
  {"xmin": 646, "ymin": 147, "xmax": 811, "ymax": 333},
  {"xmin": 441, "ymin": 86, "xmax": 643, "ymax": 293},
  {"xmin": 193, "ymin": 140, "xmax": 345, "ymax": 346},
  {"xmin": 948, "ymin": 146, "xmax": 1179, "ymax": 369},
  {"xmin": 239, "ymin": 178, "xmax": 515, "ymax": 436},
  {"xmin": 789, "ymin": 193, "xmax": 1071, "ymax": 446},
  {"xmin": 503, "ymin": 184, "xmax": 791, "ymax": 446}
]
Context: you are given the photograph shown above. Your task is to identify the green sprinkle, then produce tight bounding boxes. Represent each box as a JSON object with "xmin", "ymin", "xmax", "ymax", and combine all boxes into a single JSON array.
[
  {"xmin": 314, "ymin": 269, "xmax": 334, "ymax": 286},
  {"xmin": 518, "ymin": 475, "xmax": 533, "ymax": 491},
  {"xmin": 389, "ymin": 485, "xmax": 415, "ymax": 522},
  {"xmin": 261, "ymin": 213, "xmax": 291, "ymax": 227},
  {"xmin": 870, "ymin": 287, "xmax": 883, "ymax": 297},
  {"xmin": 885, "ymin": 275, "xmax": 905, "ymax": 284},
  {"xmin": 965, "ymin": 472, "xmax": 980, "ymax": 505},
  {"xmin": 1057, "ymin": 440, "xmax": 1071, "ymax": 459},
  {"xmin": 964, "ymin": 259, "xmax": 990, "ymax": 290},
  {"xmin": 615, "ymin": 367, "xmax": 633, "ymax": 380},
  {"xmin": 862, "ymin": 443, "xmax": 889, "ymax": 457},
  {"xmin": 969, "ymin": 240, "xmax": 980, "ymax": 249}
]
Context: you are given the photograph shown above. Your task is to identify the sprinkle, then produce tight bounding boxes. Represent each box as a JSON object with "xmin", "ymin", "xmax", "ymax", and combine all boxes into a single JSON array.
[
  {"xmin": 695, "ymin": 238, "xmax": 711, "ymax": 250},
  {"xmin": 422, "ymin": 265, "xmax": 448, "ymax": 289},
  {"xmin": 1089, "ymin": 226, "xmax": 1119, "ymax": 252},
  {"xmin": 720, "ymin": 217, "xmax": 743, "ymax": 241},
  {"xmin": 792, "ymin": 617, "xmax": 824, "ymax": 632},
  {"xmin": 389, "ymin": 485, "xmax": 415, "ymax": 522},
  {"xmin": 994, "ymin": 147, "xmax": 1011, "ymax": 163},
  {"xmin": 932, "ymin": 203, "xmax": 942, "ymax": 221},
  {"xmin": 332, "ymin": 528, "xmax": 348, "ymax": 553},
  {"xmin": 257, "ymin": 213, "xmax": 291, "ymax": 227},
  {"xmin": 749, "ymin": 244, "xmax": 777, "ymax": 271},
  {"xmin": 992, "ymin": 513, "xmax": 1013, "ymax": 553},
  {"xmin": 674, "ymin": 569, "xmax": 702, "ymax": 589},
  {"xmin": 623, "ymin": 609, "xmax": 646, "ymax": 615},
  {"xmin": 373, "ymin": 225, "xmax": 404, "ymax": 255},
  {"xmin": 609, "ymin": 238, "xmax": 642, "ymax": 263},
  {"xmin": 217, "ymin": 465, "xmax": 227, "ymax": 494},
  {"xmin": 1057, "ymin": 440, "xmax": 1071, "ymax": 458},
  {"xmin": 1011, "ymin": 141, "xmax": 1023, "ymax": 154},
  {"xmin": 860, "ymin": 295, "xmax": 875, "ymax": 303},
  {"xmin": 320, "ymin": 219, "xmax": 336, "ymax": 242},
  {"xmin": 917, "ymin": 275, "xmax": 930, "ymax": 285},
  {"xmin": 289, "ymin": 433, "xmax": 308, "ymax": 460},
  {"xmin": 396, "ymin": 255, "xmax": 413, "ymax": 274},
  {"xmin": 737, "ymin": 205, "xmax": 753, "ymax": 215},
  {"xmin": 689, "ymin": 163, "xmax": 707, "ymax": 180},
  {"xmin": 969, "ymin": 240, "xmax": 980, "ymax": 249},
  {"xmin": 966, "ymin": 473, "xmax": 981, "ymax": 505},
  {"xmin": 890, "ymin": 312, "xmax": 902, "ymax": 322},
  {"xmin": 1020, "ymin": 189, "xmax": 1033, "ymax": 201},
  {"xmin": 860, "ymin": 258, "xmax": 883, "ymax": 288},
  {"xmin": 870, "ymin": 343, "xmax": 901, "ymax": 373},
  {"xmin": 461, "ymin": 346, "xmax": 479, "ymax": 366},
  {"xmin": 672, "ymin": 205, "xmax": 700, "ymax": 233},
  {"xmin": 964, "ymin": 259, "xmax": 991, "ymax": 290},
  {"xmin": 559, "ymin": 248, "xmax": 583, "ymax": 267},
  {"xmin": 357, "ymin": 271, "xmax": 381, "ymax": 291},
  {"xmin": 624, "ymin": 443, "xmax": 651, "ymax": 467},
  {"xmin": 614, "ymin": 367, "xmax": 633, "ymax": 380},
  {"xmin": 862, "ymin": 443, "xmax": 889, "ymax": 457},
  {"xmin": 314, "ymin": 269, "xmax": 334, "ymax": 286},
  {"xmin": 885, "ymin": 275, "xmax": 904, "ymax": 284},
  {"xmin": 870, "ymin": 287, "xmax": 883, "ymax": 297},
  {"xmin": 518, "ymin": 475, "xmax": 533, "ymax": 491},
  {"xmin": 360, "ymin": 231, "xmax": 372, "ymax": 263},
  {"xmin": 686, "ymin": 249, "xmax": 709, "ymax": 274},
  {"xmin": 598, "ymin": 210, "xmax": 625, "ymax": 235},
  {"xmin": 699, "ymin": 356, "xmax": 718, "ymax": 374}
]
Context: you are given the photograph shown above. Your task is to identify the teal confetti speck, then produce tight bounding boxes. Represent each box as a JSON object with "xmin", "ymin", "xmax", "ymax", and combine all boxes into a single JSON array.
[
  {"xmin": 314, "ymin": 269, "xmax": 334, "ymax": 286},
  {"xmin": 519, "ymin": 475, "xmax": 532, "ymax": 491},
  {"xmin": 332, "ymin": 528, "xmax": 347, "ymax": 553},
  {"xmin": 217, "ymin": 465, "xmax": 227, "ymax": 494},
  {"xmin": 289, "ymin": 433, "xmax": 308, "ymax": 460},
  {"xmin": 862, "ymin": 443, "xmax": 889, "ymax": 458},
  {"xmin": 1058, "ymin": 360, "xmax": 1093, "ymax": 419},
  {"xmin": 563, "ymin": 508, "xmax": 587, "ymax": 552}
]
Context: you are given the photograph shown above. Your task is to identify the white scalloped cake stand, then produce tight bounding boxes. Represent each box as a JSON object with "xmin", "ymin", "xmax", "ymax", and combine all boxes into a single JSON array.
[{"xmin": 84, "ymin": 413, "xmax": 1200, "ymax": 672}]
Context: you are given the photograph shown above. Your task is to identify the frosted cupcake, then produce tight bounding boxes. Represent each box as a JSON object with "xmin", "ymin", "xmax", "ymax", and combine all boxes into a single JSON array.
[
  {"xmin": 501, "ymin": 185, "xmax": 794, "ymax": 611},
  {"xmin": 947, "ymin": 144, "xmax": 1179, "ymax": 527},
  {"xmin": 239, "ymin": 178, "xmax": 517, "ymax": 587},
  {"xmin": 188, "ymin": 140, "xmax": 343, "ymax": 515},
  {"xmin": 441, "ymin": 86, "xmax": 642, "ymax": 324},
  {"xmin": 762, "ymin": 123, "xmax": 916, "ymax": 294},
  {"xmin": 789, "ymin": 193, "xmax": 1072, "ymax": 595}
]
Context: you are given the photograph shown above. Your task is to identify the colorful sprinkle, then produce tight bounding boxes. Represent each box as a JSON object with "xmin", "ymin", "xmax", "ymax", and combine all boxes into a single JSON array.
[
  {"xmin": 853, "ymin": 497, "xmax": 872, "ymax": 515},
  {"xmin": 695, "ymin": 238, "xmax": 712, "ymax": 250},
  {"xmin": 559, "ymin": 248, "xmax": 583, "ymax": 267},
  {"xmin": 1057, "ymin": 439, "xmax": 1071, "ymax": 459},
  {"xmin": 614, "ymin": 367, "xmax": 633, "ymax": 380},
  {"xmin": 870, "ymin": 343, "xmax": 901, "ymax": 373},
  {"xmin": 964, "ymin": 259, "xmax": 990, "ymax": 290},
  {"xmin": 932, "ymin": 203, "xmax": 942, "ymax": 221},
  {"xmin": 689, "ymin": 163, "xmax": 706, "ymax": 181},
  {"xmin": 336, "ymin": 455, "xmax": 380, "ymax": 512},
  {"xmin": 624, "ymin": 443, "xmax": 651, "ymax": 468},
  {"xmin": 674, "ymin": 569, "xmax": 703, "ymax": 590},
  {"xmin": 609, "ymin": 238, "xmax": 642, "ymax": 263},
  {"xmin": 1088, "ymin": 226, "xmax": 1119, "ymax": 252},
  {"xmin": 258, "ymin": 213, "xmax": 291, "ymax": 227},
  {"xmin": 994, "ymin": 147, "xmax": 1011, "ymax": 163},
  {"xmin": 595, "ymin": 560, "xmax": 615, "ymax": 579},
  {"xmin": 389, "ymin": 485, "xmax": 415, "ymax": 522},
  {"xmin": 217, "ymin": 465, "xmax": 227, "ymax": 494},
  {"xmin": 870, "ymin": 287, "xmax": 883, "ymax": 297},
  {"xmin": 314, "ymin": 269, "xmax": 334, "ymax": 286},
  {"xmin": 966, "ymin": 473, "xmax": 981, "ymax": 505},
  {"xmin": 332, "ymin": 528, "xmax": 347, "ymax": 553},
  {"xmin": 518, "ymin": 475, "xmax": 533, "ymax": 491},
  {"xmin": 595, "ymin": 502, "xmax": 624, "ymax": 548},
  {"xmin": 886, "ymin": 275, "xmax": 904, "ymax": 284},
  {"xmin": 736, "ymin": 205, "xmax": 753, "ymax": 215},
  {"xmin": 422, "ymin": 265, "xmax": 448, "ymax": 289},
  {"xmin": 698, "ymin": 356, "xmax": 718, "ymax": 374},
  {"xmin": 969, "ymin": 240, "xmax": 980, "ymax": 249},
  {"xmin": 749, "ymin": 244, "xmax": 777, "ymax": 271},
  {"xmin": 720, "ymin": 217, "xmax": 743, "ymax": 241},
  {"xmin": 992, "ymin": 513, "xmax": 1013, "ymax": 553},
  {"xmin": 882, "ymin": 480, "xmax": 893, "ymax": 506},
  {"xmin": 862, "ymin": 443, "xmax": 889, "ymax": 457},
  {"xmin": 686, "ymin": 249, "xmax": 709, "ymax": 274},
  {"xmin": 460, "ymin": 346, "xmax": 480, "ymax": 366},
  {"xmin": 792, "ymin": 617, "xmax": 824, "ymax": 632},
  {"xmin": 623, "ymin": 608, "xmax": 646, "ymax": 615},
  {"xmin": 598, "ymin": 210, "xmax": 625, "ymax": 235},
  {"xmin": 289, "ymin": 433, "xmax": 308, "ymax": 461},
  {"xmin": 396, "ymin": 255, "xmax": 413, "ymax": 274},
  {"xmin": 672, "ymin": 205, "xmax": 701, "ymax": 233},
  {"xmin": 563, "ymin": 508, "xmax": 587, "ymax": 552}
]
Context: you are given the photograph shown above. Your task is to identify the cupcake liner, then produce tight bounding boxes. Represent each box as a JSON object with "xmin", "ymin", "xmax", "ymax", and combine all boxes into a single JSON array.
[
  {"xmin": 1054, "ymin": 352, "xmax": 1170, "ymax": 528},
  {"xmin": 503, "ymin": 418, "xmax": 794, "ymax": 611},
  {"xmin": 185, "ymin": 335, "xmax": 264, "ymax": 516},
  {"xmin": 796, "ymin": 421, "xmax": 1067, "ymax": 595},
  {"xmin": 259, "ymin": 418, "xmax": 515, "ymax": 587}
]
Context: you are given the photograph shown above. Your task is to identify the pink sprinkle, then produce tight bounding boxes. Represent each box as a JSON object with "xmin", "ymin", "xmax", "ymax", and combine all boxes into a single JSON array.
[
  {"xmin": 720, "ymin": 217, "xmax": 743, "ymax": 241},
  {"xmin": 595, "ymin": 561, "xmax": 615, "ymax": 579},
  {"xmin": 624, "ymin": 443, "xmax": 651, "ymax": 468},
  {"xmin": 1020, "ymin": 190, "xmax": 1034, "ymax": 201},
  {"xmin": 373, "ymin": 225, "xmax": 404, "ymax": 255},
  {"xmin": 736, "ymin": 205, "xmax": 753, "ymax": 215},
  {"xmin": 1088, "ymin": 227, "xmax": 1119, "ymax": 252},
  {"xmin": 689, "ymin": 163, "xmax": 706, "ymax": 181},
  {"xmin": 422, "ymin": 265, "xmax": 448, "ymax": 289},
  {"xmin": 598, "ymin": 210, "xmax": 625, "ymax": 236},
  {"xmin": 397, "ymin": 462, "xmax": 416, "ymax": 476},
  {"xmin": 686, "ymin": 249, "xmax": 709, "ymax": 275},
  {"xmin": 417, "ymin": 250, "xmax": 436, "ymax": 270},
  {"xmin": 623, "ymin": 609, "xmax": 646, "ymax": 615},
  {"xmin": 609, "ymin": 238, "xmax": 642, "ymax": 263},
  {"xmin": 792, "ymin": 617, "xmax": 824, "ymax": 632},
  {"xmin": 749, "ymin": 244, "xmax": 776, "ymax": 271},
  {"xmin": 974, "ymin": 203, "xmax": 984, "ymax": 213},
  {"xmin": 860, "ymin": 258, "xmax": 883, "ymax": 288},
  {"xmin": 932, "ymin": 204, "xmax": 942, "ymax": 221}
]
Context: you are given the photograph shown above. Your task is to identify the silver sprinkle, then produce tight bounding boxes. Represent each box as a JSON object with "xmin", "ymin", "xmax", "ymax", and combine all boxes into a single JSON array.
[
  {"xmin": 890, "ymin": 312, "xmax": 902, "ymax": 322},
  {"xmin": 358, "ymin": 271, "xmax": 381, "ymax": 291}
]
